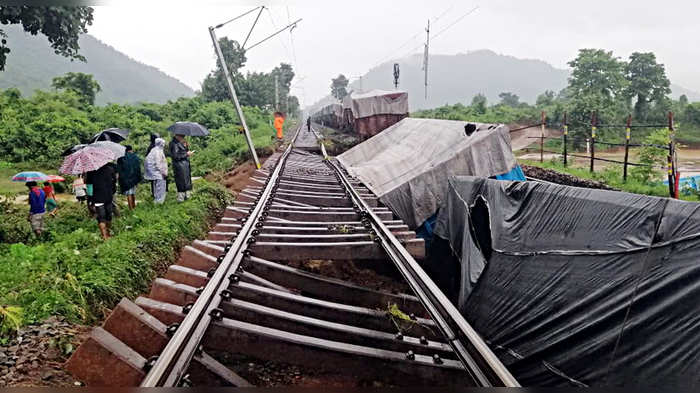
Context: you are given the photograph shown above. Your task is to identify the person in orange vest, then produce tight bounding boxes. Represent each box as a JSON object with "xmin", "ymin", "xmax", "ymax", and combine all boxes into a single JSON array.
[{"xmin": 273, "ymin": 112, "xmax": 285, "ymax": 140}]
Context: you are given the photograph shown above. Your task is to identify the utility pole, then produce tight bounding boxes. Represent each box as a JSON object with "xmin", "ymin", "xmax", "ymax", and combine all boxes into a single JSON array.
[
  {"xmin": 274, "ymin": 74, "xmax": 279, "ymax": 111},
  {"xmin": 208, "ymin": 26, "xmax": 260, "ymax": 169},
  {"xmin": 423, "ymin": 19, "xmax": 430, "ymax": 100}
]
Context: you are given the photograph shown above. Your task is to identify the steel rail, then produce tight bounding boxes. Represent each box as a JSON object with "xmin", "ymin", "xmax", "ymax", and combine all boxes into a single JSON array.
[
  {"xmin": 141, "ymin": 124, "xmax": 303, "ymax": 387},
  {"xmin": 315, "ymin": 127, "xmax": 519, "ymax": 387}
]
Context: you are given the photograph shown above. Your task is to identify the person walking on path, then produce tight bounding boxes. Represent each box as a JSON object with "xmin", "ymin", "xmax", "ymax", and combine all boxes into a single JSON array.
[
  {"xmin": 72, "ymin": 175, "xmax": 87, "ymax": 204},
  {"xmin": 26, "ymin": 181, "xmax": 46, "ymax": 236},
  {"xmin": 86, "ymin": 163, "xmax": 117, "ymax": 240},
  {"xmin": 144, "ymin": 138, "xmax": 168, "ymax": 204},
  {"xmin": 169, "ymin": 134, "xmax": 193, "ymax": 202},
  {"xmin": 42, "ymin": 182, "xmax": 59, "ymax": 217},
  {"xmin": 116, "ymin": 145, "xmax": 143, "ymax": 210}
]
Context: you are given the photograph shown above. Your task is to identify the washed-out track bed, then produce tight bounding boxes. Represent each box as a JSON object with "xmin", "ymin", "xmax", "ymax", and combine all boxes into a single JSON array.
[{"xmin": 65, "ymin": 124, "xmax": 518, "ymax": 388}]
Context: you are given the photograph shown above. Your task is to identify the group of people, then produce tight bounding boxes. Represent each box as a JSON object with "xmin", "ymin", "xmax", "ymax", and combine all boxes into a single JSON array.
[{"xmin": 27, "ymin": 134, "xmax": 195, "ymax": 240}]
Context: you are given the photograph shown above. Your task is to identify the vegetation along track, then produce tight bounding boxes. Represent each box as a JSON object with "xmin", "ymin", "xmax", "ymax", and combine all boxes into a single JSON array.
[{"xmin": 65, "ymin": 123, "xmax": 518, "ymax": 387}]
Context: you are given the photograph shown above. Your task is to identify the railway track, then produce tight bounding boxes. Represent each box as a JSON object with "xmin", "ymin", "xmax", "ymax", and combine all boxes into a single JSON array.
[{"xmin": 66, "ymin": 122, "xmax": 519, "ymax": 387}]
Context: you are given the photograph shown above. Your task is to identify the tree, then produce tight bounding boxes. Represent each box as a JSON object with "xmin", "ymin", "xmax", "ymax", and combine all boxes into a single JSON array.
[
  {"xmin": 566, "ymin": 49, "xmax": 628, "ymax": 141},
  {"xmin": 470, "ymin": 93, "xmax": 487, "ymax": 114},
  {"xmin": 625, "ymin": 52, "xmax": 671, "ymax": 121},
  {"xmin": 536, "ymin": 90, "xmax": 555, "ymax": 107},
  {"xmin": 271, "ymin": 63, "xmax": 295, "ymax": 111},
  {"xmin": 51, "ymin": 72, "xmax": 101, "ymax": 107},
  {"xmin": 331, "ymin": 74, "xmax": 349, "ymax": 101},
  {"xmin": 498, "ymin": 92, "xmax": 520, "ymax": 107},
  {"xmin": 200, "ymin": 37, "xmax": 247, "ymax": 102},
  {"xmin": 568, "ymin": 49, "xmax": 627, "ymax": 101},
  {"xmin": 237, "ymin": 71, "xmax": 273, "ymax": 108},
  {"xmin": 684, "ymin": 102, "xmax": 700, "ymax": 127},
  {"xmin": 0, "ymin": 6, "xmax": 94, "ymax": 71}
]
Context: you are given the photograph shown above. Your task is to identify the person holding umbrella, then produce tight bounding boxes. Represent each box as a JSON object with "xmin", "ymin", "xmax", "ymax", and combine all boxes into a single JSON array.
[
  {"xmin": 169, "ymin": 133, "xmax": 193, "ymax": 202},
  {"xmin": 116, "ymin": 145, "xmax": 142, "ymax": 210},
  {"xmin": 42, "ymin": 175, "xmax": 64, "ymax": 217},
  {"xmin": 12, "ymin": 172, "xmax": 48, "ymax": 236},
  {"xmin": 60, "ymin": 146, "xmax": 117, "ymax": 239},
  {"xmin": 167, "ymin": 122, "xmax": 209, "ymax": 202},
  {"xmin": 27, "ymin": 182, "xmax": 47, "ymax": 236},
  {"xmin": 86, "ymin": 163, "xmax": 117, "ymax": 239}
]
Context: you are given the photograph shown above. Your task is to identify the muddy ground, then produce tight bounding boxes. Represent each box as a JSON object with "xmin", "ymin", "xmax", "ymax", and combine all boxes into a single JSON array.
[
  {"xmin": 0, "ymin": 317, "xmax": 89, "ymax": 387},
  {"xmin": 521, "ymin": 164, "xmax": 616, "ymax": 190}
]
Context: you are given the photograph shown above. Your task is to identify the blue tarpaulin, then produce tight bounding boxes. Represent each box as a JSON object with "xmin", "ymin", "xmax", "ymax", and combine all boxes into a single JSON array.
[{"xmin": 495, "ymin": 165, "xmax": 526, "ymax": 181}]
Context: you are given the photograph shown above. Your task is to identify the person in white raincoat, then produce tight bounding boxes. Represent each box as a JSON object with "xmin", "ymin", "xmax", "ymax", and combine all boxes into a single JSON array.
[{"xmin": 144, "ymin": 138, "xmax": 168, "ymax": 204}]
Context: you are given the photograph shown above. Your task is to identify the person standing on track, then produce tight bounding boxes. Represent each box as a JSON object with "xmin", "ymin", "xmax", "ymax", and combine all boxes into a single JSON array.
[
  {"xmin": 274, "ymin": 112, "xmax": 285, "ymax": 140},
  {"xmin": 307, "ymin": 117, "xmax": 311, "ymax": 132}
]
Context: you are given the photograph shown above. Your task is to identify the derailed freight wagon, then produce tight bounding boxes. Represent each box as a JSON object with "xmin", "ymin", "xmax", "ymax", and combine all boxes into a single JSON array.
[
  {"xmin": 432, "ymin": 177, "xmax": 700, "ymax": 387},
  {"xmin": 311, "ymin": 103, "xmax": 343, "ymax": 129},
  {"xmin": 337, "ymin": 117, "xmax": 524, "ymax": 231},
  {"xmin": 343, "ymin": 90, "xmax": 409, "ymax": 139}
]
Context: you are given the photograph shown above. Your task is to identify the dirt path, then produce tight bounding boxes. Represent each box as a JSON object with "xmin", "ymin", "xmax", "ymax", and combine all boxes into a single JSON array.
[{"xmin": 509, "ymin": 125, "xmax": 561, "ymax": 151}]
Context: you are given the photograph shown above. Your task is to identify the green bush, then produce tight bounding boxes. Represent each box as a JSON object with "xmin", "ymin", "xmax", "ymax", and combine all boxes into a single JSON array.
[
  {"xmin": 0, "ymin": 179, "xmax": 233, "ymax": 334},
  {"xmin": 630, "ymin": 129, "xmax": 671, "ymax": 182},
  {"xmin": 0, "ymin": 89, "xmax": 277, "ymax": 171}
]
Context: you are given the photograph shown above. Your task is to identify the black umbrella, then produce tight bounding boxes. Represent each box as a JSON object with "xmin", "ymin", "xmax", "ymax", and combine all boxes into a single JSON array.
[
  {"xmin": 167, "ymin": 122, "xmax": 210, "ymax": 137},
  {"xmin": 61, "ymin": 144, "xmax": 87, "ymax": 157},
  {"xmin": 91, "ymin": 128, "xmax": 130, "ymax": 143}
]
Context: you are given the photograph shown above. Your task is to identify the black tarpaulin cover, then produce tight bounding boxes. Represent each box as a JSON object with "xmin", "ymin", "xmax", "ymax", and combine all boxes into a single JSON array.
[{"xmin": 433, "ymin": 176, "xmax": 700, "ymax": 387}]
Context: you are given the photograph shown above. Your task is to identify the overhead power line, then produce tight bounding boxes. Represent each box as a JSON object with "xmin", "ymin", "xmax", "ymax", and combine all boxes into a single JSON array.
[{"xmin": 431, "ymin": 6, "xmax": 479, "ymax": 41}]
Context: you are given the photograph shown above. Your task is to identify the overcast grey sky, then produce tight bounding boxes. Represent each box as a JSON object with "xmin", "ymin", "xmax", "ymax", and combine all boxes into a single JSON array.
[{"xmin": 90, "ymin": 0, "xmax": 699, "ymax": 106}]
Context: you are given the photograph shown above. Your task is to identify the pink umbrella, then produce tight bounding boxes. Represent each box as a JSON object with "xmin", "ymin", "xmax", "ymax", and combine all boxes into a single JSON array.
[
  {"xmin": 59, "ymin": 147, "xmax": 116, "ymax": 175},
  {"xmin": 46, "ymin": 175, "xmax": 66, "ymax": 183}
]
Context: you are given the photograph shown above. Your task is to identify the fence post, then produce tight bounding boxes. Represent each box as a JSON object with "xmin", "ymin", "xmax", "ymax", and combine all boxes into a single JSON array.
[
  {"xmin": 563, "ymin": 112, "xmax": 568, "ymax": 167},
  {"xmin": 590, "ymin": 111, "xmax": 597, "ymax": 172},
  {"xmin": 668, "ymin": 111, "xmax": 676, "ymax": 198},
  {"xmin": 623, "ymin": 114, "xmax": 631, "ymax": 182},
  {"xmin": 540, "ymin": 111, "xmax": 545, "ymax": 163}
]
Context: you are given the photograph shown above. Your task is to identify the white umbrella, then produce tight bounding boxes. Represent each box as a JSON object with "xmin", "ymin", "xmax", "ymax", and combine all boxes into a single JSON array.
[{"xmin": 90, "ymin": 141, "xmax": 126, "ymax": 158}]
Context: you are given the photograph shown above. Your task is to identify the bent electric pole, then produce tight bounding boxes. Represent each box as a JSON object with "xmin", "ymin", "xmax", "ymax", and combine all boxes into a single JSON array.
[
  {"xmin": 207, "ymin": 7, "xmax": 301, "ymax": 169},
  {"xmin": 208, "ymin": 26, "xmax": 261, "ymax": 169}
]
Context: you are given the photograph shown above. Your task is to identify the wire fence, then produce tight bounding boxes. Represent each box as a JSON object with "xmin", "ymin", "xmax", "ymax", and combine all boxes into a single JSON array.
[{"xmin": 514, "ymin": 111, "xmax": 680, "ymax": 198}]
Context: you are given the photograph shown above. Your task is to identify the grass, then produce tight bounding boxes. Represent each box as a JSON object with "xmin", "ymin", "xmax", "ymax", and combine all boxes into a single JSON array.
[
  {"xmin": 0, "ymin": 179, "xmax": 233, "ymax": 335},
  {"xmin": 520, "ymin": 158, "xmax": 700, "ymax": 201}
]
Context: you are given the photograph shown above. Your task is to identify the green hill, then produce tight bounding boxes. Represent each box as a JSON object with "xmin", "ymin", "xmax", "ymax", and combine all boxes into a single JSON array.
[{"xmin": 0, "ymin": 24, "xmax": 194, "ymax": 105}]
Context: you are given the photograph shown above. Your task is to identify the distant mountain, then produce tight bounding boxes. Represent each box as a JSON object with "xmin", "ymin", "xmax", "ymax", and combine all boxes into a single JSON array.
[
  {"xmin": 313, "ymin": 49, "xmax": 700, "ymax": 111},
  {"xmin": 0, "ymin": 24, "xmax": 194, "ymax": 105},
  {"xmin": 669, "ymin": 83, "xmax": 700, "ymax": 102}
]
